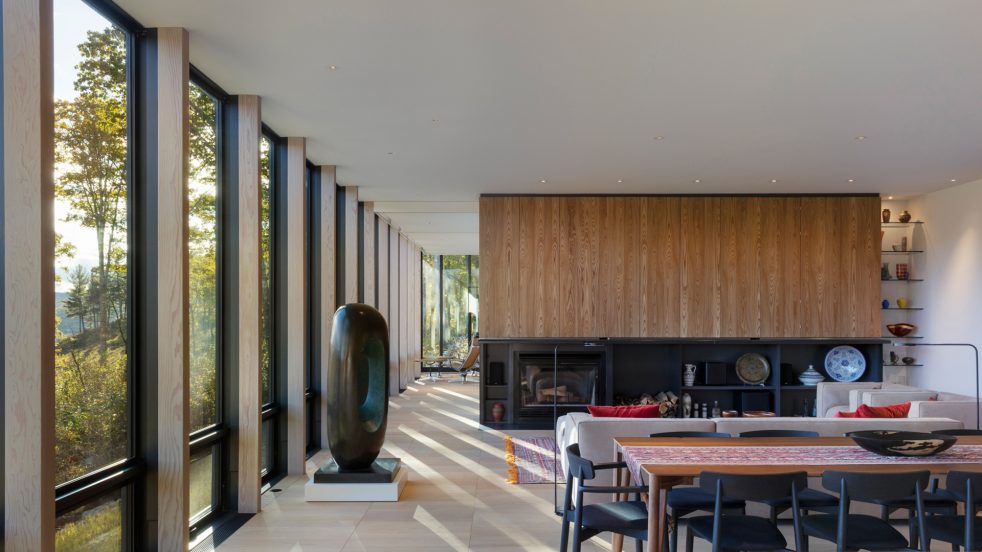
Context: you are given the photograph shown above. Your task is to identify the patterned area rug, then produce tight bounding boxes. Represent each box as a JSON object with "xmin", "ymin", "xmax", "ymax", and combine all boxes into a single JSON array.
[{"xmin": 504, "ymin": 435, "xmax": 560, "ymax": 484}]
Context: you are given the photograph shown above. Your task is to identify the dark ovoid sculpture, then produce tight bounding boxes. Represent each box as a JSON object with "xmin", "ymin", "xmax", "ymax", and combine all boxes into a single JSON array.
[{"xmin": 322, "ymin": 303, "xmax": 394, "ymax": 480}]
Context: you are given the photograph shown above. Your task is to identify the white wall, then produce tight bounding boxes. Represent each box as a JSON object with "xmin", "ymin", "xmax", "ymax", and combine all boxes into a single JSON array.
[{"xmin": 906, "ymin": 179, "xmax": 982, "ymax": 396}]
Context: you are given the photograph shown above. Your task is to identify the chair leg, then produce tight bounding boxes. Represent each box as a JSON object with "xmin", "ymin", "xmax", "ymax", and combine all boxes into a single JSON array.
[
  {"xmin": 669, "ymin": 512, "xmax": 679, "ymax": 552},
  {"xmin": 684, "ymin": 525, "xmax": 695, "ymax": 552},
  {"xmin": 769, "ymin": 505, "xmax": 778, "ymax": 524},
  {"xmin": 559, "ymin": 517, "xmax": 569, "ymax": 552},
  {"xmin": 635, "ymin": 537, "xmax": 643, "ymax": 552},
  {"xmin": 907, "ymin": 510, "xmax": 918, "ymax": 550},
  {"xmin": 571, "ymin": 521, "xmax": 581, "ymax": 552},
  {"xmin": 881, "ymin": 504, "xmax": 890, "ymax": 521}
]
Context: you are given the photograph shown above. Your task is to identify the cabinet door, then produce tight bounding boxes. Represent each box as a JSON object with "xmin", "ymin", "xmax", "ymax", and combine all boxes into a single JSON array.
[
  {"xmin": 640, "ymin": 197, "xmax": 681, "ymax": 337},
  {"xmin": 680, "ymin": 197, "xmax": 721, "ymax": 337}
]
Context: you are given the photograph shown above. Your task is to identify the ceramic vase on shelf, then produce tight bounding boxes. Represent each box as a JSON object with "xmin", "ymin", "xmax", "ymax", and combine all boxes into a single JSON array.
[
  {"xmin": 882, "ymin": 208, "xmax": 891, "ymax": 223},
  {"xmin": 798, "ymin": 365, "xmax": 825, "ymax": 386},
  {"xmin": 491, "ymin": 402, "xmax": 505, "ymax": 422},
  {"xmin": 682, "ymin": 393, "xmax": 692, "ymax": 418},
  {"xmin": 900, "ymin": 210, "xmax": 912, "ymax": 223},
  {"xmin": 682, "ymin": 363, "xmax": 697, "ymax": 386}
]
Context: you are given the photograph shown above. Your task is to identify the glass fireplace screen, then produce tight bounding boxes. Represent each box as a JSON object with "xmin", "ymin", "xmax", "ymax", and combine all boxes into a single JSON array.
[{"xmin": 519, "ymin": 354, "xmax": 600, "ymax": 408}]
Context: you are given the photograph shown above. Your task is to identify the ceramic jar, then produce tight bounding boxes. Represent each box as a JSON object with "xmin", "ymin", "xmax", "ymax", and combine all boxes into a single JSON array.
[{"xmin": 798, "ymin": 365, "xmax": 826, "ymax": 386}]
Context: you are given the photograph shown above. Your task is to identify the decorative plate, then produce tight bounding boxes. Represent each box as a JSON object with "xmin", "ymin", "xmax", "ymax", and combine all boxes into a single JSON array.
[
  {"xmin": 824, "ymin": 345, "xmax": 867, "ymax": 382},
  {"xmin": 735, "ymin": 353, "xmax": 770, "ymax": 385}
]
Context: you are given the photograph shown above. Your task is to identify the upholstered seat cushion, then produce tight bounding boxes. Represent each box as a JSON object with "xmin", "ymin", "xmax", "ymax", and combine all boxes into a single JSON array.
[
  {"xmin": 579, "ymin": 500, "xmax": 649, "ymax": 538},
  {"xmin": 802, "ymin": 513, "xmax": 909, "ymax": 550},
  {"xmin": 687, "ymin": 515, "xmax": 786, "ymax": 550}
]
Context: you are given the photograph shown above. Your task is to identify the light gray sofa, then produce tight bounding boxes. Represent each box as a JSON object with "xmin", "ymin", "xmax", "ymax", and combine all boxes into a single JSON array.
[{"xmin": 817, "ymin": 382, "xmax": 980, "ymax": 429}]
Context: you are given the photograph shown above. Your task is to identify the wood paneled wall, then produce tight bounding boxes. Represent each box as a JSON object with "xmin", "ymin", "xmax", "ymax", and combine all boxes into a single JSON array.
[
  {"xmin": 3, "ymin": 0, "xmax": 56, "ymax": 547},
  {"xmin": 480, "ymin": 195, "xmax": 880, "ymax": 338}
]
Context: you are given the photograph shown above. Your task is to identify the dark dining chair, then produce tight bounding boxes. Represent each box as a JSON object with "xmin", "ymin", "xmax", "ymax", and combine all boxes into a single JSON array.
[
  {"xmin": 735, "ymin": 429, "xmax": 835, "ymax": 522},
  {"xmin": 923, "ymin": 470, "xmax": 982, "ymax": 551},
  {"xmin": 560, "ymin": 444, "xmax": 648, "ymax": 552},
  {"xmin": 738, "ymin": 429, "xmax": 820, "ymax": 438},
  {"xmin": 685, "ymin": 471, "xmax": 808, "ymax": 552},
  {"xmin": 648, "ymin": 431, "xmax": 744, "ymax": 552},
  {"xmin": 796, "ymin": 470, "xmax": 931, "ymax": 552}
]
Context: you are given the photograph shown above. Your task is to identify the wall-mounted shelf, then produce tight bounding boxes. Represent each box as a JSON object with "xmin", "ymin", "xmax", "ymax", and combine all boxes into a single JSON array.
[
  {"xmin": 883, "ymin": 363, "xmax": 923, "ymax": 367},
  {"xmin": 681, "ymin": 385, "xmax": 775, "ymax": 391},
  {"xmin": 881, "ymin": 250, "xmax": 924, "ymax": 254},
  {"xmin": 882, "ymin": 278, "xmax": 924, "ymax": 282},
  {"xmin": 883, "ymin": 307, "xmax": 923, "ymax": 311},
  {"xmin": 884, "ymin": 335, "xmax": 924, "ymax": 339},
  {"xmin": 881, "ymin": 222, "xmax": 923, "ymax": 226}
]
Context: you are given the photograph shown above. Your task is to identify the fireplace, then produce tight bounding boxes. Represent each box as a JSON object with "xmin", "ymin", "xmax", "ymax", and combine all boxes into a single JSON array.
[{"xmin": 516, "ymin": 353, "xmax": 604, "ymax": 421}]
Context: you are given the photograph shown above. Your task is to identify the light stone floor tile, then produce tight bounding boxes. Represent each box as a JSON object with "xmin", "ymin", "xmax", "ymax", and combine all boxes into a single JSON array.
[{"xmin": 217, "ymin": 379, "xmax": 945, "ymax": 552}]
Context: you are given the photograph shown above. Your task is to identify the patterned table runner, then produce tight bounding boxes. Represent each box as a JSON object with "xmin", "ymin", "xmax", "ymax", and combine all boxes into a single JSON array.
[{"xmin": 622, "ymin": 445, "xmax": 982, "ymax": 484}]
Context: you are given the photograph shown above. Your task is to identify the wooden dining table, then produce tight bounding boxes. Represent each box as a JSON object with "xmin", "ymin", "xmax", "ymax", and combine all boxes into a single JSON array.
[{"xmin": 608, "ymin": 435, "xmax": 982, "ymax": 552}]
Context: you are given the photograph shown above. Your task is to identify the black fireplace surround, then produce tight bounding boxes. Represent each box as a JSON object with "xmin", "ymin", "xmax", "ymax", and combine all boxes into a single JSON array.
[{"xmin": 516, "ymin": 353, "xmax": 604, "ymax": 422}]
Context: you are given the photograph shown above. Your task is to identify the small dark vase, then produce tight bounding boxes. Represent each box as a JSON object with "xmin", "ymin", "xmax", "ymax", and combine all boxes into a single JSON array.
[
  {"xmin": 899, "ymin": 210, "xmax": 912, "ymax": 223},
  {"xmin": 882, "ymin": 208, "xmax": 891, "ymax": 223},
  {"xmin": 491, "ymin": 402, "xmax": 505, "ymax": 422},
  {"xmin": 327, "ymin": 303, "xmax": 390, "ymax": 470}
]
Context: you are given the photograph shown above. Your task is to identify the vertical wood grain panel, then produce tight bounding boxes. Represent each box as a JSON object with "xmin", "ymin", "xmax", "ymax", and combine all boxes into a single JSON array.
[
  {"xmin": 518, "ymin": 197, "xmax": 561, "ymax": 336},
  {"xmin": 156, "ymin": 27, "xmax": 190, "ymax": 551},
  {"xmin": 362, "ymin": 202, "xmax": 375, "ymax": 307},
  {"xmin": 720, "ymin": 197, "xmax": 762, "ymax": 336},
  {"xmin": 680, "ymin": 197, "xmax": 721, "ymax": 337},
  {"xmin": 837, "ymin": 196, "xmax": 880, "ymax": 336},
  {"xmin": 316, "ymin": 165, "xmax": 336, "ymax": 456},
  {"xmin": 562, "ymin": 197, "xmax": 600, "ymax": 336},
  {"xmin": 639, "ymin": 197, "xmax": 681, "ymax": 336},
  {"xmin": 229, "ymin": 95, "xmax": 262, "ymax": 513},
  {"xmin": 599, "ymin": 198, "xmax": 640, "ymax": 336},
  {"xmin": 344, "ymin": 186, "xmax": 358, "ymax": 304},
  {"xmin": 759, "ymin": 197, "xmax": 801, "ymax": 337},
  {"xmin": 3, "ymin": 0, "xmax": 55, "ymax": 547},
  {"xmin": 283, "ymin": 137, "xmax": 306, "ymax": 476},
  {"xmin": 388, "ymin": 225, "xmax": 400, "ymax": 395},
  {"xmin": 399, "ymin": 234, "xmax": 410, "ymax": 389},
  {"xmin": 799, "ymin": 197, "xmax": 839, "ymax": 337},
  {"xmin": 478, "ymin": 197, "xmax": 519, "ymax": 337}
]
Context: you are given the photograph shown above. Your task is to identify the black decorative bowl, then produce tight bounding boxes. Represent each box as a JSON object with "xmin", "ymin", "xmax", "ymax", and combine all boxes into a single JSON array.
[{"xmin": 847, "ymin": 430, "xmax": 957, "ymax": 457}]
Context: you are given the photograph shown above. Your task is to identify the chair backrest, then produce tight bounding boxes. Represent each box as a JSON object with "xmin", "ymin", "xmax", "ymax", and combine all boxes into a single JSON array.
[
  {"xmin": 565, "ymin": 443, "xmax": 596, "ymax": 481},
  {"xmin": 945, "ymin": 470, "xmax": 982, "ymax": 503},
  {"xmin": 461, "ymin": 346, "xmax": 479, "ymax": 369},
  {"xmin": 650, "ymin": 431, "xmax": 731, "ymax": 438},
  {"xmin": 933, "ymin": 429, "xmax": 982, "ymax": 436},
  {"xmin": 699, "ymin": 471, "xmax": 808, "ymax": 501},
  {"xmin": 739, "ymin": 429, "xmax": 819, "ymax": 438},
  {"xmin": 822, "ymin": 470, "xmax": 930, "ymax": 502}
]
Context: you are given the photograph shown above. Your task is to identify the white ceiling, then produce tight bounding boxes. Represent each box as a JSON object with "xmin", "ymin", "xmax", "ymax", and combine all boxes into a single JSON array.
[{"xmin": 117, "ymin": 0, "xmax": 982, "ymax": 254}]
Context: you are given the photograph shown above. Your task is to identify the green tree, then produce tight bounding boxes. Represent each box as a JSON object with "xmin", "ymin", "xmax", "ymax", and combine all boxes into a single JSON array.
[
  {"xmin": 63, "ymin": 265, "xmax": 91, "ymax": 334},
  {"xmin": 54, "ymin": 28, "xmax": 127, "ymax": 350}
]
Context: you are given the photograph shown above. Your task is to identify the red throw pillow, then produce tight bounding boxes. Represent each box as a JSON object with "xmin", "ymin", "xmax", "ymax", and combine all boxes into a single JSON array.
[
  {"xmin": 835, "ymin": 409, "xmax": 859, "ymax": 418},
  {"xmin": 587, "ymin": 405, "xmax": 661, "ymax": 418},
  {"xmin": 855, "ymin": 402, "xmax": 911, "ymax": 418}
]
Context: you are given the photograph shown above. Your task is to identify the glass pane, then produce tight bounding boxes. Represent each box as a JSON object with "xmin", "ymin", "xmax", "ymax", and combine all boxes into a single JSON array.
[
  {"xmin": 188, "ymin": 83, "xmax": 219, "ymax": 432},
  {"xmin": 422, "ymin": 254, "xmax": 440, "ymax": 357},
  {"xmin": 54, "ymin": 0, "xmax": 130, "ymax": 484},
  {"xmin": 260, "ymin": 137, "xmax": 273, "ymax": 405},
  {"xmin": 261, "ymin": 418, "xmax": 274, "ymax": 476},
  {"xmin": 189, "ymin": 446, "xmax": 217, "ymax": 521},
  {"xmin": 442, "ymin": 256, "xmax": 470, "ymax": 357},
  {"xmin": 469, "ymin": 255, "xmax": 479, "ymax": 337},
  {"xmin": 55, "ymin": 488, "xmax": 123, "ymax": 551}
]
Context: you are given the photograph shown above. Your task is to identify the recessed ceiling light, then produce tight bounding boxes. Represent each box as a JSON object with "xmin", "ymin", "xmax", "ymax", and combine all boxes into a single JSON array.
[
  {"xmin": 855, "ymin": 135, "xmax": 866, "ymax": 140},
  {"xmin": 328, "ymin": 65, "xmax": 337, "ymax": 71},
  {"xmin": 888, "ymin": 196, "xmax": 894, "ymax": 200},
  {"xmin": 848, "ymin": 179, "xmax": 855, "ymax": 183},
  {"xmin": 617, "ymin": 179, "xmax": 623, "ymax": 183},
  {"xmin": 694, "ymin": 179, "xmax": 701, "ymax": 183},
  {"xmin": 654, "ymin": 136, "xmax": 664, "ymax": 140},
  {"xmin": 387, "ymin": 152, "xmax": 393, "ymax": 155},
  {"xmin": 950, "ymin": 178, "xmax": 958, "ymax": 182},
  {"xmin": 771, "ymin": 179, "xmax": 778, "ymax": 183},
  {"xmin": 540, "ymin": 179, "xmax": 547, "ymax": 183}
]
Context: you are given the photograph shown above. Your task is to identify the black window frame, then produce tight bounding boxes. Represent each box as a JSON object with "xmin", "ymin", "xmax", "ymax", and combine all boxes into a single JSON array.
[
  {"xmin": 53, "ymin": 2, "xmax": 142, "ymax": 549},
  {"xmin": 305, "ymin": 160, "xmax": 320, "ymax": 455},
  {"xmin": 187, "ymin": 66, "xmax": 230, "ymax": 537}
]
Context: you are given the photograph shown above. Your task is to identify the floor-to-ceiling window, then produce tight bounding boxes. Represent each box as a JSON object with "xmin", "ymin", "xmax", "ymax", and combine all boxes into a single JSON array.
[
  {"xmin": 421, "ymin": 254, "xmax": 479, "ymax": 358},
  {"xmin": 259, "ymin": 131, "xmax": 282, "ymax": 483},
  {"xmin": 187, "ymin": 76, "xmax": 226, "ymax": 532},
  {"xmin": 53, "ymin": 1, "xmax": 135, "ymax": 548}
]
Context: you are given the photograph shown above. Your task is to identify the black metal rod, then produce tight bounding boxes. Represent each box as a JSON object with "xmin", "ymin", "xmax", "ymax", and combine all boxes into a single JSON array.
[{"xmin": 899, "ymin": 342, "xmax": 980, "ymax": 429}]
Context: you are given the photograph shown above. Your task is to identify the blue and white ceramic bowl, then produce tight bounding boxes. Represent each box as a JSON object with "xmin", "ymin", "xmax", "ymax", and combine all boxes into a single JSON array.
[{"xmin": 824, "ymin": 345, "xmax": 867, "ymax": 382}]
